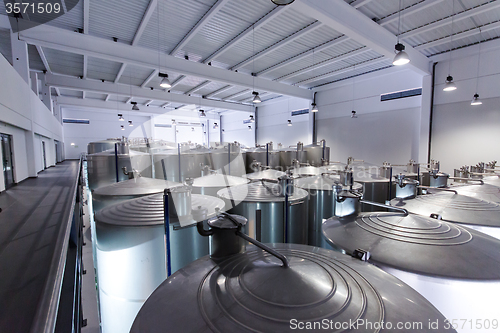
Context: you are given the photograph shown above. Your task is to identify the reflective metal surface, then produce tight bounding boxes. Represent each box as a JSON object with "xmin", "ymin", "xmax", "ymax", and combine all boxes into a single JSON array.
[
  {"xmin": 290, "ymin": 165, "xmax": 323, "ymax": 177},
  {"xmin": 153, "ymin": 146, "xmax": 211, "ymax": 182},
  {"xmin": 218, "ymin": 182, "xmax": 309, "ymax": 244},
  {"xmin": 94, "ymin": 193, "xmax": 224, "ymax": 333},
  {"xmin": 245, "ymin": 146, "xmax": 280, "ymax": 172},
  {"xmin": 353, "ymin": 173, "xmax": 392, "ymax": 211},
  {"xmin": 452, "ymin": 183, "xmax": 500, "ymax": 204},
  {"xmin": 323, "ymin": 212, "xmax": 500, "ymax": 279},
  {"xmin": 303, "ymin": 141, "xmax": 330, "ymax": 166},
  {"xmin": 391, "ymin": 192, "xmax": 500, "ymax": 228},
  {"xmin": 131, "ymin": 243, "xmax": 454, "ymax": 333},
  {"xmin": 191, "ymin": 174, "xmax": 249, "ymax": 197},
  {"xmin": 210, "ymin": 143, "xmax": 247, "ymax": 177},
  {"xmin": 295, "ymin": 175, "xmax": 362, "ymax": 248},
  {"xmin": 421, "ymin": 171, "xmax": 449, "ymax": 188},
  {"xmin": 87, "ymin": 139, "xmax": 120, "ymax": 154},
  {"xmin": 245, "ymin": 169, "xmax": 286, "ymax": 181}
]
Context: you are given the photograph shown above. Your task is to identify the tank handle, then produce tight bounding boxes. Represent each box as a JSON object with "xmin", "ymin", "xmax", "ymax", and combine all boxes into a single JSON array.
[
  {"xmin": 359, "ymin": 200, "xmax": 409, "ymax": 216},
  {"xmin": 236, "ymin": 231, "xmax": 289, "ymax": 268}
]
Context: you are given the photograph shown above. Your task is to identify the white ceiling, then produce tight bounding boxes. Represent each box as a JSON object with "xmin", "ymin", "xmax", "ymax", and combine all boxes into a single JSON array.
[{"xmin": 1, "ymin": 0, "xmax": 499, "ymax": 114}]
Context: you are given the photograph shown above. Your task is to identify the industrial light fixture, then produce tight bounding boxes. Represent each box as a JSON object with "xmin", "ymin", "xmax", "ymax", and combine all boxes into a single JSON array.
[
  {"xmin": 252, "ymin": 91, "xmax": 262, "ymax": 103},
  {"xmin": 311, "ymin": 102, "xmax": 318, "ymax": 113},
  {"xmin": 393, "ymin": 0, "xmax": 410, "ymax": 66},
  {"xmin": 172, "ymin": 119, "xmax": 176, "ymax": 125},
  {"xmin": 213, "ymin": 122, "xmax": 219, "ymax": 129},
  {"xmin": 248, "ymin": 125, "xmax": 252, "ymax": 131},
  {"xmin": 199, "ymin": 109, "xmax": 206, "ymax": 117},
  {"xmin": 351, "ymin": 110, "xmax": 358, "ymax": 118},
  {"xmin": 249, "ymin": 115, "xmax": 255, "ymax": 122},
  {"xmin": 159, "ymin": 73, "xmax": 171, "ymax": 89},
  {"xmin": 128, "ymin": 120, "xmax": 133, "ymax": 126},
  {"xmin": 191, "ymin": 127, "xmax": 195, "ymax": 132},
  {"xmin": 444, "ymin": 0, "xmax": 457, "ymax": 92},
  {"xmin": 471, "ymin": 93, "xmax": 482, "ymax": 106},
  {"xmin": 118, "ymin": 114, "xmax": 124, "ymax": 121},
  {"xmin": 271, "ymin": 0, "xmax": 294, "ymax": 5},
  {"xmin": 120, "ymin": 125, "xmax": 125, "ymax": 130},
  {"xmin": 472, "ymin": 29, "xmax": 483, "ymax": 106},
  {"xmin": 287, "ymin": 119, "xmax": 292, "ymax": 127},
  {"xmin": 131, "ymin": 102, "xmax": 139, "ymax": 111}
]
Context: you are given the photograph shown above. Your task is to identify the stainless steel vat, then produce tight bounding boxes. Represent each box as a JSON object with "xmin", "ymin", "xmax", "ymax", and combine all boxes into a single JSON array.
[
  {"xmin": 153, "ymin": 145, "xmax": 211, "ymax": 182},
  {"xmin": 87, "ymin": 145, "xmax": 153, "ymax": 190},
  {"xmin": 352, "ymin": 172, "xmax": 392, "ymax": 211},
  {"xmin": 92, "ymin": 177, "xmax": 181, "ymax": 212},
  {"xmin": 131, "ymin": 243, "xmax": 455, "ymax": 333},
  {"xmin": 323, "ymin": 212, "xmax": 500, "ymax": 332},
  {"xmin": 218, "ymin": 181, "xmax": 309, "ymax": 244},
  {"xmin": 278, "ymin": 143, "xmax": 307, "ymax": 169},
  {"xmin": 294, "ymin": 174, "xmax": 362, "ymax": 249},
  {"xmin": 290, "ymin": 165, "xmax": 323, "ymax": 177},
  {"xmin": 94, "ymin": 193, "xmax": 224, "ymax": 333},
  {"xmin": 245, "ymin": 145, "xmax": 280, "ymax": 172},
  {"xmin": 210, "ymin": 142, "xmax": 247, "ymax": 177},
  {"xmin": 421, "ymin": 171, "xmax": 449, "ymax": 188},
  {"xmin": 87, "ymin": 139, "xmax": 121, "ymax": 154},
  {"xmin": 303, "ymin": 140, "xmax": 330, "ymax": 166},
  {"xmin": 190, "ymin": 174, "xmax": 249, "ymax": 197},
  {"xmin": 245, "ymin": 169, "xmax": 286, "ymax": 181}
]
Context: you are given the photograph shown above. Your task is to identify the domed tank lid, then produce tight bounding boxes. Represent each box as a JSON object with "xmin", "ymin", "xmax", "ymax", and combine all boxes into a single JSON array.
[
  {"xmin": 218, "ymin": 181, "xmax": 308, "ymax": 203},
  {"xmin": 93, "ymin": 177, "xmax": 181, "ymax": 197},
  {"xmin": 95, "ymin": 193, "xmax": 224, "ymax": 227},
  {"xmin": 245, "ymin": 169, "xmax": 286, "ymax": 181},
  {"xmin": 323, "ymin": 212, "xmax": 500, "ymax": 280},
  {"xmin": 295, "ymin": 175, "xmax": 363, "ymax": 191},
  {"xmin": 452, "ymin": 183, "xmax": 500, "ymax": 204},
  {"xmin": 246, "ymin": 146, "xmax": 267, "ymax": 153},
  {"xmin": 392, "ymin": 192, "xmax": 500, "ymax": 227},
  {"xmin": 353, "ymin": 172, "xmax": 390, "ymax": 183},
  {"xmin": 191, "ymin": 174, "xmax": 249, "ymax": 188},
  {"xmin": 291, "ymin": 166, "xmax": 322, "ymax": 177},
  {"xmin": 207, "ymin": 214, "xmax": 247, "ymax": 229},
  {"xmin": 131, "ymin": 244, "xmax": 455, "ymax": 333}
]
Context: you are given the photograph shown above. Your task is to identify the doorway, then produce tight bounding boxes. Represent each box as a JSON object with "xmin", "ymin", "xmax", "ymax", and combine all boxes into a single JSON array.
[
  {"xmin": 1, "ymin": 133, "xmax": 15, "ymax": 190},
  {"xmin": 42, "ymin": 141, "xmax": 47, "ymax": 170}
]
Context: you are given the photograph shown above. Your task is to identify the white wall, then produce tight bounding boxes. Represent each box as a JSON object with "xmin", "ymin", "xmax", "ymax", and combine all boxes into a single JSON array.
[
  {"xmin": 430, "ymin": 41, "xmax": 500, "ymax": 174},
  {"xmin": 315, "ymin": 68, "xmax": 425, "ymax": 166},
  {"xmin": 257, "ymin": 97, "xmax": 311, "ymax": 148},
  {"xmin": 221, "ymin": 111, "xmax": 255, "ymax": 148},
  {"xmin": 0, "ymin": 53, "xmax": 63, "ymax": 192}
]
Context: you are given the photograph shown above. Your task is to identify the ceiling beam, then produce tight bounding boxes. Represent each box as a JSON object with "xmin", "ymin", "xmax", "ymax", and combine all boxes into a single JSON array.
[
  {"xmin": 83, "ymin": 0, "xmax": 89, "ymax": 79},
  {"xmin": 377, "ymin": 0, "xmax": 444, "ymax": 26},
  {"xmin": 276, "ymin": 47, "xmax": 370, "ymax": 82},
  {"xmin": 294, "ymin": 0, "xmax": 430, "ymax": 75},
  {"xmin": 399, "ymin": 1, "xmax": 500, "ymax": 40},
  {"xmin": 45, "ymin": 74, "xmax": 254, "ymax": 112},
  {"xmin": 231, "ymin": 21, "xmax": 322, "ymax": 71},
  {"xmin": 223, "ymin": 89, "xmax": 251, "ymax": 101},
  {"xmin": 349, "ymin": 0, "xmax": 375, "ymax": 9},
  {"xmin": 415, "ymin": 21, "xmax": 500, "ymax": 51},
  {"xmin": 114, "ymin": 64, "xmax": 126, "ymax": 83},
  {"xmin": 257, "ymin": 35, "xmax": 350, "ymax": 76},
  {"xmin": 294, "ymin": 57, "xmax": 388, "ymax": 86},
  {"xmin": 203, "ymin": 84, "xmax": 232, "ymax": 98},
  {"xmin": 18, "ymin": 24, "xmax": 312, "ymax": 99},
  {"xmin": 203, "ymin": 6, "xmax": 289, "ymax": 64},
  {"xmin": 170, "ymin": 0, "xmax": 230, "ymax": 56},
  {"xmin": 36, "ymin": 45, "xmax": 52, "ymax": 73},
  {"xmin": 141, "ymin": 69, "xmax": 159, "ymax": 88},
  {"xmin": 145, "ymin": 100, "xmax": 154, "ymax": 106},
  {"xmin": 57, "ymin": 96, "xmax": 161, "ymax": 113},
  {"xmin": 184, "ymin": 80, "xmax": 211, "ymax": 95},
  {"xmin": 160, "ymin": 102, "xmax": 170, "ymax": 108},
  {"xmin": 170, "ymin": 75, "xmax": 186, "ymax": 89}
]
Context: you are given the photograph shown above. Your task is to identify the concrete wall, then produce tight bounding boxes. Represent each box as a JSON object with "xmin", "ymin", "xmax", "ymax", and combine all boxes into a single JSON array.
[
  {"xmin": 0, "ymin": 53, "xmax": 63, "ymax": 192},
  {"xmin": 314, "ymin": 68, "xmax": 425, "ymax": 166}
]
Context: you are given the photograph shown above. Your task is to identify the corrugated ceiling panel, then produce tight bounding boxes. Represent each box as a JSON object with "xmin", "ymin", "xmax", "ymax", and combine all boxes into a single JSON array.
[
  {"xmin": 60, "ymin": 89, "xmax": 82, "ymax": 98},
  {"xmin": 195, "ymin": 81, "xmax": 229, "ymax": 96},
  {"xmin": 107, "ymin": 95, "xmax": 131, "ymax": 103},
  {"xmin": 293, "ymin": 25, "xmax": 344, "ymax": 50},
  {"xmin": 117, "ymin": 65, "xmax": 153, "ymax": 86},
  {"xmin": 219, "ymin": 86, "xmax": 251, "ymax": 100},
  {"xmin": 89, "ymin": 0, "xmax": 150, "ymax": 44},
  {"xmin": 144, "ymin": 70, "xmax": 184, "ymax": 89},
  {"xmin": 87, "ymin": 57, "xmax": 123, "ymax": 81},
  {"xmin": 0, "ymin": 30, "xmax": 12, "ymax": 65},
  {"xmin": 173, "ymin": 75, "xmax": 211, "ymax": 94},
  {"xmin": 28, "ymin": 45, "xmax": 45, "ymax": 71},
  {"xmin": 44, "ymin": 48, "xmax": 83, "ymax": 76},
  {"xmin": 46, "ymin": 0, "xmax": 84, "ymax": 31},
  {"xmin": 137, "ymin": 0, "xmax": 216, "ymax": 54},
  {"xmin": 85, "ymin": 92, "xmax": 107, "ymax": 100}
]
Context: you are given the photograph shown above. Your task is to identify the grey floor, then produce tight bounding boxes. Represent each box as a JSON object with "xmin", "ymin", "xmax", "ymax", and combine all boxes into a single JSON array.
[{"xmin": 0, "ymin": 161, "xmax": 79, "ymax": 333}]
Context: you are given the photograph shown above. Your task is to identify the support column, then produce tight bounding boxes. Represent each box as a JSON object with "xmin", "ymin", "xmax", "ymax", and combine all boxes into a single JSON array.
[
  {"xmin": 30, "ymin": 71, "xmax": 38, "ymax": 94},
  {"xmin": 10, "ymin": 31, "xmax": 30, "ymax": 84},
  {"xmin": 40, "ymin": 73, "xmax": 53, "ymax": 113},
  {"xmin": 24, "ymin": 130, "xmax": 38, "ymax": 177},
  {"xmin": 418, "ymin": 74, "xmax": 433, "ymax": 163}
]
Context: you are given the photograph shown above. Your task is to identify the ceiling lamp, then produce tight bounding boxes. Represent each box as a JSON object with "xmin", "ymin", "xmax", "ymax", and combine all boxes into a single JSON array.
[
  {"xmin": 191, "ymin": 127, "xmax": 195, "ymax": 132},
  {"xmin": 213, "ymin": 122, "xmax": 219, "ymax": 129},
  {"xmin": 252, "ymin": 91, "xmax": 261, "ymax": 103},
  {"xmin": 118, "ymin": 113, "xmax": 124, "ymax": 121},
  {"xmin": 444, "ymin": 0, "xmax": 457, "ymax": 92},
  {"xmin": 351, "ymin": 110, "xmax": 358, "ymax": 118},
  {"xmin": 248, "ymin": 125, "xmax": 252, "ymax": 131},
  {"xmin": 249, "ymin": 115, "xmax": 255, "ymax": 122},
  {"xmin": 471, "ymin": 93, "xmax": 482, "ymax": 106},
  {"xmin": 287, "ymin": 119, "xmax": 292, "ymax": 127},
  {"xmin": 120, "ymin": 125, "xmax": 125, "ymax": 130},
  {"xmin": 128, "ymin": 120, "xmax": 133, "ymax": 127},
  {"xmin": 199, "ymin": 110, "xmax": 206, "ymax": 117},
  {"xmin": 172, "ymin": 119, "xmax": 176, "ymax": 125},
  {"xmin": 393, "ymin": 0, "xmax": 410, "ymax": 66},
  {"xmin": 311, "ymin": 102, "xmax": 318, "ymax": 113},
  {"xmin": 271, "ymin": 0, "xmax": 294, "ymax": 5},
  {"xmin": 443, "ymin": 76, "xmax": 457, "ymax": 92},
  {"xmin": 131, "ymin": 102, "xmax": 139, "ymax": 111},
  {"xmin": 159, "ymin": 73, "xmax": 171, "ymax": 89}
]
